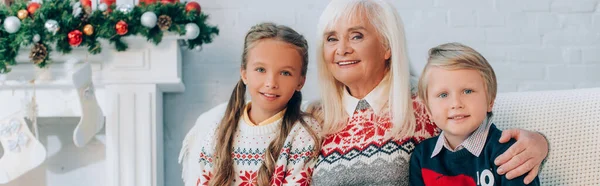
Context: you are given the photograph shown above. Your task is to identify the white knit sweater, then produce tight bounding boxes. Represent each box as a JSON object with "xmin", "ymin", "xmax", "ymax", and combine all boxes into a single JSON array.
[{"xmin": 179, "ymin": 103, "xmax": 320, "ymax": 186}]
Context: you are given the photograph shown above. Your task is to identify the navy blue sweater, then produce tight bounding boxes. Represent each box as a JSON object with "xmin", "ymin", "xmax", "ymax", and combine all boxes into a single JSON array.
[{"xmin": 409, "ymin": 124, "xmax": 540, "ymax": 186}]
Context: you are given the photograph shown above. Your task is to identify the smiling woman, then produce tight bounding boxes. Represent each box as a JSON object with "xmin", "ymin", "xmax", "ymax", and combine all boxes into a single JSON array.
[
  {"xmin": 322, "ymin": 16, "xmax": 391, "ymax": 99},
  {"xmin": 309, "ymin": 0, "xmax": 549, "ymax": 185}
]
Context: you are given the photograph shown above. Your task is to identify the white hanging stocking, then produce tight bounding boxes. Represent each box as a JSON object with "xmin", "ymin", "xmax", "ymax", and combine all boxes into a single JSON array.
[
  {"xmin": 0, "ymin": 111, "xmax": 46, "ymax": 184},
  {"xmin": 72, "ymin": 62, "xmax": 105, "ymax": 147}
]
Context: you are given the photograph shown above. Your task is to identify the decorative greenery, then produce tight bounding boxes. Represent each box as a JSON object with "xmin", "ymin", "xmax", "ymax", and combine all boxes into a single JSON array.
[{"xmin": 0, "ymin": 0, "xmax": 219, "ymax": 74}]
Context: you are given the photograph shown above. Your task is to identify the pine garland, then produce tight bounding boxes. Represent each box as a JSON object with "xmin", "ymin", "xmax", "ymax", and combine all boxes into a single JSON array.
[{"xmin": 0, "ymin": 0, "xmax": 219, "ymax": 74}]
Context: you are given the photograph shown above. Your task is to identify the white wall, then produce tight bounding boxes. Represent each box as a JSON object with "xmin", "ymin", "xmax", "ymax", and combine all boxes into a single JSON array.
[{"xmin": 164, "ymin": 0, "xmax": 600, "ymax": 185}]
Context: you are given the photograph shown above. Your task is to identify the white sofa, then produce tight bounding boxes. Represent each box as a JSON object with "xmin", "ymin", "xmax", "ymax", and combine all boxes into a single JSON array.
[{"xmin": 493, "ymin": 88, "xmax": 600, "ymax": 185}]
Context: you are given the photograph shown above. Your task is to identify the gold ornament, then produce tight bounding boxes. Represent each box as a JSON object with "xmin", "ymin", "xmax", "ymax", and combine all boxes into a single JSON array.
[
  {"xmin": 157, "ymin": 15, "xmax": 172, "ymax": 31},
  {"xmin": 17, "ymin": 10, "xmax": 29, "ymax": 20},
  {"xmin": 29, "ymin": 43, "xmax": 48, "ymax": 65},
  {"xmin": 83, "ymin": 24, "xmax": 94, "ymax": 36}
]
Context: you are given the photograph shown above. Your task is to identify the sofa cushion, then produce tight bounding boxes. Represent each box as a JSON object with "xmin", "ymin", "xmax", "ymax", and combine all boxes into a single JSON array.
[{"xmin": 493, "ymin": 88, "xmax": 600, "ymax": 185}]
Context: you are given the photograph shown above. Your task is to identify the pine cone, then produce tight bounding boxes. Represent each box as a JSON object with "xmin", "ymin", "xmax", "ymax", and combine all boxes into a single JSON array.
[
  {"xmin": 157, "ymin": 15, "xmax": 172, "ymax": 31},
  {"xmin": 29, "ymin": 43, "xmax": 48, "ymax": 65},
  {"xmin": 81, "ymin": 11, "xmax": 90, "ymax": 23},
  {"xmin": 83, "ymin": 6, "xmax": 93, "ymax": 16}
]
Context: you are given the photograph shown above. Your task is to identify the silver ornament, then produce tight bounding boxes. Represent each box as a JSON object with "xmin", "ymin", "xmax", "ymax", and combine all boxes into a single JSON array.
[
  {"xmin": 73, "ymin": 7, "xmax": 83, "ymax": 18},
  {"xmin": 33, "ymin": 34, "xmax": 41, "ymax": 42},
  {"xmin": 185, "ymin": 23, "xmax": 200, "ymax": 39},
  {"xmin": 3, "ymin": 16, "xmax": 21, "ymax": 34},
  {"xmin": 45, "ymin": 19, "xmax": 60, "ymax": 35},
  {"xmin": 194, "ymin": 45, "xmax": 202, "ymax": 52},
  {"xmin": 98, "ymin": 3, "xmax": 108, "ymax": 12},
  {"xmin": 117, "ymin": 4, "xmax": 133, "ymax": 14},
  {"xmin": 141, "ymin": 12, "xmax": 158, "ymax": 28}
]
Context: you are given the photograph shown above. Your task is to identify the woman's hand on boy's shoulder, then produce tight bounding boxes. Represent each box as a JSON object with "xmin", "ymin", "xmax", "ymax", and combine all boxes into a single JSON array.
[{"xmin": 494, "ymin": 129, "xmax": 548, "ymax": 185}]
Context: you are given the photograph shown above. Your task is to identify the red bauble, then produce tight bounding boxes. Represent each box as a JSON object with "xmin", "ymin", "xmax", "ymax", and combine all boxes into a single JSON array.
[
  {"xmin": 115, "ymin": 21, "xmax": 128, "ymax": 35},
  {"xmin": 27, "ymin": 2, "xmax": 41, "ymax": 14},
  {"xmin": 101, "ymin": 0, "xmax": 116, "ymax": 6},
  {"xmin": 138, "ymin": 0, "xmax": 157, "ymax": 5},
  {"xmin": 68, "ymin": 30, "xmax": 83, "ymax": 46},
  {"xmin": 81, "ymin": 0, "xmax": 92, "ymax": 7},
  {"xmin": 185, "ymin": 2, "xmax": 201, "ymax": 14},
  {"xmin": 101, "ymin": 0, "xmax": 116, "ymax": 12},
  {"xmin": 161, "ymin": 0, "xmax": 179, "ymax": 4}
]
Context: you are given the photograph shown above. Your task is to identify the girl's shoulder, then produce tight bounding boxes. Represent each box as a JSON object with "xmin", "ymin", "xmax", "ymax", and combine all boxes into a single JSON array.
[
  {"xmin": 179, "ymin": 102, "xmax": 228, "ymax": 164},
  {"xmin": 196, "ymin": 102, "xmax": 229, "ymax": 127},
  {"xmin": 303, "ymin": 100, "xmax": 324, "ymax": 125},
  {"xmin": 298, "ymin": 115, "xmax": 322, "ymax": 135},
  {"xmin": 282, "ymin": 115, "xmax": 322, "ymax": 150},
  {"xmin": 190, "ymin": 102, "xmax": 229, "ymax": 143}
]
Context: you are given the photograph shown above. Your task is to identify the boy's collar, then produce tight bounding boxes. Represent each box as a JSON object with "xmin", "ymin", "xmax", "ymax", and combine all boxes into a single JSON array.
[{"xmin": 431, "ymin": 113, "xmax": 494, "ymax": 158}]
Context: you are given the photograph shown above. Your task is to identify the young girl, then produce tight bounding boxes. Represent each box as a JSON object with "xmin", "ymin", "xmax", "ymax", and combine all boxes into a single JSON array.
[{"xmin": 179, "ymin": 23, "xmax": 321, "ymax": 186}]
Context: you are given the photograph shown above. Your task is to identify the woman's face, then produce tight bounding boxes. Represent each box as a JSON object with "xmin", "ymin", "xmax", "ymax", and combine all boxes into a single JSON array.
[{"xmin": 322, "ymin": 15, "xmax": 391, "ymax": 90}]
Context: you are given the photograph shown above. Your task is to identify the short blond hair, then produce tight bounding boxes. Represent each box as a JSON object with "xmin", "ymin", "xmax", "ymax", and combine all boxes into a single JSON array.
[{"xmin": 417, "ymin": 42, "xmax": 497, "ymax": 110}]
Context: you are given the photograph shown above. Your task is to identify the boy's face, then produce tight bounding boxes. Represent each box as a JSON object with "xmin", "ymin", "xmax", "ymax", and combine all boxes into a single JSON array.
[{"xmin": 426, "ymin": 67, "xmax": 493, "ymax": 144}]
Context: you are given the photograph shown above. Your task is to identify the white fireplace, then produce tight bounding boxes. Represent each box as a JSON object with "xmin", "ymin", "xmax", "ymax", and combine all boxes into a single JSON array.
[{"xmin": 0, "ymin": 35, "xmax": 183, "ymax": 186}]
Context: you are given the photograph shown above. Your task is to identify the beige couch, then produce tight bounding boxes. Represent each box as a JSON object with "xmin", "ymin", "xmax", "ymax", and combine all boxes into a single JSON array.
[{"xmin": 493, "ymin": 88, "xmax": 600, "ymax": 185}]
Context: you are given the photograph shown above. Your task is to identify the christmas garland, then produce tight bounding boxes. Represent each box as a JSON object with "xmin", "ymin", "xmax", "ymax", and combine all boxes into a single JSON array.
[{"xmin": 0, "ymin": 0, "xmax": 219, "ymax": 74}]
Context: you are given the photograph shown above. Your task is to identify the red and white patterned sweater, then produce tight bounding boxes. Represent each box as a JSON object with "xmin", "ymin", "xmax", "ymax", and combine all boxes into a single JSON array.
[
  {"xmin": 179, "ymin": 103, "xmax": 320, "ymax": 186},
  {"xmin": 312, "ymin": 97, "xmax": 439, "ymax": 185}
]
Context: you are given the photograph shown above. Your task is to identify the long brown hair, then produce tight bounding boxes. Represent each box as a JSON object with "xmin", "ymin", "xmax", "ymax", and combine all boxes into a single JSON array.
[{"xmin": 210, "ymin": 22, "xmax": 320, "ymax": 186}]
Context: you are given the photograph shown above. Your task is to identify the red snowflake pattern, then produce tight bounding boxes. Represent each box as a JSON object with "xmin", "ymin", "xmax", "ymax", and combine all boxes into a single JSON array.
[
  {"xmin": 322, "ymin": 104, "xmax": 384, "ymax": 155},
  {"xmin": 270, "ymin": 165, "xmax": 286, "ymax": 186},
  {"xmin": 411, "ymin": 96, "xmax": 440, "ymax": 143},
  {"xmin": 199, "ymin": 170, "xmax": 212, "ymax": 186},
  {"xmin": 239, "ymin": 170, "xmax": 258, "ymax": 186},
  {"xmin": 295, "ymin": 167, "xmax": 314, "ymax": 186},
  {"xmin": 321, "ymin": 97, "xmax": 440, "ymax": 158}
]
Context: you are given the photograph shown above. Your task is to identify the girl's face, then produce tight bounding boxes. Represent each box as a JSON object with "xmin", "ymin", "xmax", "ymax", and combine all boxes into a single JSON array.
[{"xmin": 241, "ymin": 39, "xmax": 306, "ymax": 116}]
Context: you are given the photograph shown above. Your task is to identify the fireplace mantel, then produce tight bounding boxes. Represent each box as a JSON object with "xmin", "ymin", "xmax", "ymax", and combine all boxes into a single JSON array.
[{"xmin": 0, "ymin": 35, "xmax": 184, "ymax": 186}]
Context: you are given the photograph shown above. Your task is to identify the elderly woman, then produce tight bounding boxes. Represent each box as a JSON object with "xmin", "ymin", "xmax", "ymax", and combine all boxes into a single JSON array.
[{"xmin": 309, "ymin": 0, "xmax": 548, "ymax": 185}]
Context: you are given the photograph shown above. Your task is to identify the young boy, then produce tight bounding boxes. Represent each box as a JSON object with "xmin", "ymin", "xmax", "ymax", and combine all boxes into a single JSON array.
[{"xmin": 409, "ymin": 42, "xmax": 540, "ymax": 186}]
